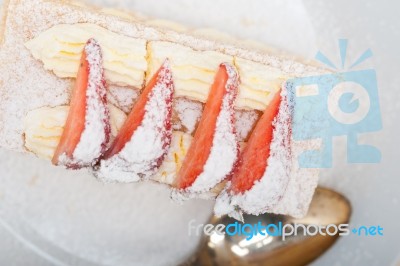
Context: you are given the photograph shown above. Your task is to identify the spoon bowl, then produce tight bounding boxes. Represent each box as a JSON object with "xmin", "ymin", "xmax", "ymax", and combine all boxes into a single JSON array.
[{"xmin": 191, "ymin": 187, "xmax": 351, "ymax": 266}]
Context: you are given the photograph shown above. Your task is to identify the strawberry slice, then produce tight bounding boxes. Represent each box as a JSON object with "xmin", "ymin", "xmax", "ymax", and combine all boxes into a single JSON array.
[
  {"xmin": 174, "ymin": 63, "xmax": 239, "ymax": 192},
  {"xmin": 52, "ymin": 38, "xmax": 110, "ymax": 168},
  {"xmin": 97, "ymin": 60, "xmax": 174, "ymax": 182},
  {"xmin": 230, "ymin": 90, "xmax": 282, "ymax": 193}
]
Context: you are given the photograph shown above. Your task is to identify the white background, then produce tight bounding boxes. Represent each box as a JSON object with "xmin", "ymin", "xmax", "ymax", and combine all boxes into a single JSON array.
[{"xmin": 0, "ymin": 0, "xmax": 399, "ymax": 265}]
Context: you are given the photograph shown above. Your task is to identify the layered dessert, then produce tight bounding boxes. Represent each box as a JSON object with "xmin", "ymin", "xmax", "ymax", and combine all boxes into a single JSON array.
[{"xmin": 0, "ymin": 0, "xmax": 324, "ymax": 219}]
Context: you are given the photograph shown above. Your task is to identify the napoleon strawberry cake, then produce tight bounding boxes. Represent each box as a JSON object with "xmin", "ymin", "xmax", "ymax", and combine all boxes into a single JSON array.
[{"xmin": 0, "ymin": 0, "xmax": 326, "ymax": 219}]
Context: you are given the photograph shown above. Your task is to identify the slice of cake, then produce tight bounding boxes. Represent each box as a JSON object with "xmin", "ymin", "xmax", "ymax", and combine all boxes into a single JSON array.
[{"xmin": 0, "ymin": 0, "xmax": 326, "ymax": 219}]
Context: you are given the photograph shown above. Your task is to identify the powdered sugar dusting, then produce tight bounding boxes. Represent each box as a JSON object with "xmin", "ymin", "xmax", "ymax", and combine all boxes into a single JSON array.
[
  {"xmin": 108, "ymin": 85, "xmax": 139, "ymax": 113},
  {"xmin": 60, "ymin": 38, "xmax": 111, "ymax": 167},
  {"xmin": 184, "ymin": 63, "xmax": 240, "ymax": 194},
  {"xmin": 173, "ymin": 98, "xmax": 202, "ymax": 134},
  {"xmin": 214, "ymin": 87, "xmax": 293, "ymax": 218},
  {"xmin": 96, "ymin": 60, "xmax": 174, "ymax": 182},
  {"xmin": 235, "ymin": 110, "xmax": 260, "ymax": 142}
]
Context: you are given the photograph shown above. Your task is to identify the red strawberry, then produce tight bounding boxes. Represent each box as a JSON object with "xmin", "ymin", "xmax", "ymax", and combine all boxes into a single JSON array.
[
  {"xmin": 230, "ymin": 90, "xmax": 282, "ymax": 193},
  {"xmin": 174, "ymin": 63, "xmax": 239, "ymax": 192},
  {"xmin": 97, "ymin": 60, "xmax": 174, "ymax": 182},
  {"xmin": 52, "ymin": 38, "xmax": 110, "ymax": 169}
]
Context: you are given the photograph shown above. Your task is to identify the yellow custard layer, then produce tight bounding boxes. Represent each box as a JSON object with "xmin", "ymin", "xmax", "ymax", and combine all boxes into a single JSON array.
[
  {"xmin": 25, "ymin": 23, "xmax": 286, "ymax": 111},
  {"xmin": 235, "ymin": 57, "xmax": 284, "ymax": 110},
  {"xmin": 23, "ymin": 105, "xmax": 192, "ymax": 182},
  {"xmin": 147, "ymin": 41, "xmax": 233, "ymax": 103},
  {"xmin": 25, "ymin": 23, "xmax": 147, "ymax": 89},
  {"xmin": 24, "ymin": 104, "xmax": 127, "ymax": 159}
]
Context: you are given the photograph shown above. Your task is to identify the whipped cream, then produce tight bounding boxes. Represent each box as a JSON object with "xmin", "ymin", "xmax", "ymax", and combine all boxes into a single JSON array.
[
  {"xmin": 148, "ymin": 41, "xmax": 233, "ymax": 102},
  {"xmin": 25, "ymin": 23, "xmax": 147, "ymax": 88},
  {"xmin": 24, "ymin": 104, "xmax": 127, "ymax": 160},
  {"xmin": 26, "ymin": 24, "xmax": 288, "ymax": 111},
  {"xmin": 152, "ymin": 131, "xmax": 193, "ymax": 185},
  {"xmin": 148, "ymin": 41, "xmax": 286, "ymax": 110},
  {"xmin": 234, "ymin": 57, "xmax": 285, "ymax": 110}
]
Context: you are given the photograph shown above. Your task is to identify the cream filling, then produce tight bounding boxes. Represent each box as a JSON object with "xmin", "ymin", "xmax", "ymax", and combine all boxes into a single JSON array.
[
  {"xmin": 152, "ymin": 131, "xmax": 193, "ymax": 185},
  {"xmin": 23, "ymin": 103, "xmax": 194, "ymax": 182},
  {"xmin": 147, "ymin": 41, "xmax": 233, "ymax": 103},
  {"xmin": 234, "ymin": 57, "xmax": 285, "ymax": 110},
  {"xmin": 26, "ymin": 24, "xmax": 287, "ymax": 110},
  {"xmin": 24, "ymin": 104, "xmax": 127, "ymax": 160},
  {"xmin": 25, "ymin": 23, "xmax": 147, "ymax": 88}
]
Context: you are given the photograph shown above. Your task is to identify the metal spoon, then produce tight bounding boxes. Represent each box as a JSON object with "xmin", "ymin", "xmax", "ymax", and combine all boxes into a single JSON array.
[{"xmin": 190, "ymin": 187, "xmax": 351, "ymax": 266}]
